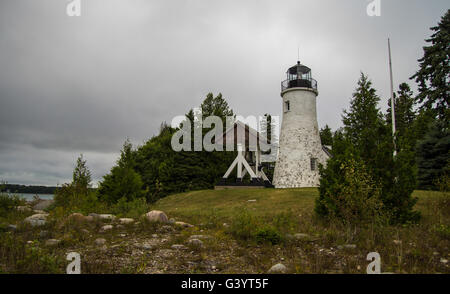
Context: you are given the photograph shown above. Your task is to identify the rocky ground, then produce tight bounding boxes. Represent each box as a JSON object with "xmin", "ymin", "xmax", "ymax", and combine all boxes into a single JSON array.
[{"xmin": 2, "ymin": 194, "xmax": 449, "ymax": 274}]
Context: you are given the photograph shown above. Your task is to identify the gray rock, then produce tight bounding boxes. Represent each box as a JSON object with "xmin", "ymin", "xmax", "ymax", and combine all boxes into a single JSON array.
[
  {"xmin": 294, "ymin": 233, "xmax": 310, "ymax": 240},
  {"xmin": 100, "ymin": 225, "xmax": 113, "ymax": 232},
  {"xmin": 169, "ymin": 218, "xmax": 176, "ymax": 224},
  {"xmin": 98, "ymin": 214, "xmax": 116, "ymax": 221},
  {"xmin": 188, "ymin": 238, "xmax": 203, "ymax": 247},
  {"xmin": 175, "ymin": 221, "xmax": 194, "ymax": 228},
  {"xmin": 151, "ymin": 234, "xmax": 158, "ymax": 238},
  {"xmin": 24, "ymin": 213, "xmax": 48, "ymax": 227},
  {"xmin": 95, "ymin": 238, "xmax": 106, "ymax": 245},
  {"xmin": 88, "ymin": 213, "xmax": 100, "ymax": 218},
  {"xmin": 189, "ymin": 235, "xmax": 212, "ymax": 240},
  {"xmin": 118, "ymin": 218, "xmax": 134, "ymax": 224},
  {"xmin": 32, "ymin": 200, "xmax": 54, "ymax": 211},
  {"xmin": 343, "ymin": 244, "xmax": 357, "ymax": 249},
  {"xmin": 440, "ymin": 258, "xmax": 448, "ymax": 264},
  {"xmin": 268, "ymin": 263, "xmax": 287, "ymax": 274},
  {"xmin": 45, "ymin": 239, "xmax": 61, "ymax": 247},
  {"xmin": 171, "ymin": 244, "xmax": 187, "ymax": 250},
  {"xmin": 145, "ymin": 210, "xmax": 169, "ymax": 223}
]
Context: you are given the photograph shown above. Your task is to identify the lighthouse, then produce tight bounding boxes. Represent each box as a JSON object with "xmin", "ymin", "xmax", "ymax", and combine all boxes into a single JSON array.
[{"xmin": 273, "ymin": 61, "xmax": 330, "ymax": 188}]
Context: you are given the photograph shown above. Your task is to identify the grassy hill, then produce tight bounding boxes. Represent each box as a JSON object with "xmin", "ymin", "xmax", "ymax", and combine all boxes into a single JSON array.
[
  {"xmin": 149, "ymin": 188, "xmax": 449, "ymax": 273},
  {"xmin": 1, "ymin": 188, "xmax": 448, "ymax": 274}
]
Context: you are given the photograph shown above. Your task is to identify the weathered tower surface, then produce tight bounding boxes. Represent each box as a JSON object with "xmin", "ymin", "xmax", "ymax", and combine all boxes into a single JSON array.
[{"xmin": 273, "ymin": 61, "xmax": 330, "ymax": 188}]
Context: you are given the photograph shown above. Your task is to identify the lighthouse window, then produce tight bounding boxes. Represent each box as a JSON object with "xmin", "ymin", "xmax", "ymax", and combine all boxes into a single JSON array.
[
  {"xmin": 310, "ymin": 158, "xmax": 318, "ymax": 171},
  {"xmin": 285, "ymin": 101, "xmax": 290, "ymax": 112}
]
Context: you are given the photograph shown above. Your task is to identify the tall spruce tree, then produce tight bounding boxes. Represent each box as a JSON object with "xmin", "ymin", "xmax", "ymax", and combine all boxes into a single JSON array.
[
  {"xmin": 320, "ymin": 125, "xmax": 333, "ymax": 146},
  {"xmin": 411, "ymin": 9, "xmax": 450, "ymax": 123},
  {"xmin": 317, "ymin": 73, "xmax": 419, "ymax": 223}
]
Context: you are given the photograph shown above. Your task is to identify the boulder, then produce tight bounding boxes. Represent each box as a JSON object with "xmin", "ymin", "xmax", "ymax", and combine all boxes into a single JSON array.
[
  {"xmin": 268, "ymin": 263, "xmax": 287, "ymax": 274},
  {"xmin": 95, "ymin": 238, "xmax": 106, "ymax": 245},
  {"xmin": 119, "ymin": 218, "xmax": 134, "ymax": 224},
  {"xmin": 45, "ymin": 239, "xmax": 61, "ymax": 247},
  {"xmin": 98, "ymin": 214, "xmax": 116, "ymax": 221},
  {"xmin": 145, "ymin": 210, "xmax": 169, "ymax": 223},
  {"xmin": 24, "ymin": 213, "xmax": 48, "ymax": 227},
  {"xmin": 171, "ymin": 244, "xmax": 187, "ymax": 250},
  {"xmin": 33, "ymin": 200, "xmax": 54, "ymax": 211},
  {"xmin": 100, "ymin": 225, "xmax": 113, "ymax": 232},
  {"xmin": 187, "ymin": 238, "xmax": 203, "ymax": 247}
]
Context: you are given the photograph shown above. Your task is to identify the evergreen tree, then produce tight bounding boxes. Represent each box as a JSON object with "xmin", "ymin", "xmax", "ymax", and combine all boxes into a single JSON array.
[
  {"xmin": 98, "ymin": 140, "xmax": 146, "ymax": 204},
  {"xmin": 386, "ymin": 83, "xmax": 417, "ymax": 151},
  {"xmin": 411, "ymin": 9, "xmax": 450, "ymax": 123},
  {"xmin": 317, "ymin": 73, "xmax": 420, "ymax": 224},
  {"xmin": 72, "ymin": 154, "xmax": 91, "ymax": 194},
  {"xmin": 320, "ymin": 125, "xmax": 333, "ymax": 146},
  {"xmin": 416, "ymin": 120, "xmax": 450, "ymax": 190}
]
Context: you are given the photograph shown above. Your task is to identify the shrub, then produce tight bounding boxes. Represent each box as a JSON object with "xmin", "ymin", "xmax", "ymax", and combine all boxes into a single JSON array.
[
  {"xmin": 229, "ymin": 209, "xmax": 259, "ymax": 241},
  {"xmin": 255, "ymin": 226, "xmax": 282, "ymax": 245},
  {"xmin": 111, "ymin": 197, "xmax": 149, "ymax": 218},
  {"xmin": 315, "ymin": 156, "xmax": 385, "ymax": 225}
]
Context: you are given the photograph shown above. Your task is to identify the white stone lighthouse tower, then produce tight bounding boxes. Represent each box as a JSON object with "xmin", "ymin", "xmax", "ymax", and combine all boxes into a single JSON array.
[{"xmin": 273, "ymin": 61, "xmax": 330, "ymax": 188}]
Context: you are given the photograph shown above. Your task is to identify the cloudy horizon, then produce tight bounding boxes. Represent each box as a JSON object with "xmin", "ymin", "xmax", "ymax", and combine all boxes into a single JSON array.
[{"xmin": 0, "ymin": 0, "xmax": 448, "ymax": 187}]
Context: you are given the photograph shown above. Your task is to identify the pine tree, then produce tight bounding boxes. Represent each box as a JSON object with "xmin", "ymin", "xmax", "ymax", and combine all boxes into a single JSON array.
[
  {"xmin": 411, "ymin": 9, "xmax": 450, "ymax": 123},
  {"xmin": 416, "ymin": 120, "xmax": 450, "ymax": 190},
  {"xmin": 72, "ymin": 154, "xmax": 92, "ymax": 194},
  {"xmin": 386, "ymin": 83, "xmax": 417, "ymax": 151},
  {"xmin": 320, "ymin": 125, "xmax": 333, "ymax": 146}
]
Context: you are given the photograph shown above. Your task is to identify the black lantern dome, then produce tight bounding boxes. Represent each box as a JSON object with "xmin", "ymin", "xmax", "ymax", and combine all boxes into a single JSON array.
[{"xmin": 281, "ymin": 61, "xmax": 317, "ymax": 92}]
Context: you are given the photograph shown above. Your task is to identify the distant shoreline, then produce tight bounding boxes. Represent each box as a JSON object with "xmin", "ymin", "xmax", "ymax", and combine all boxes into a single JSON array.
[{"xmin": 1, "ymin": 184, "xmax": 57, "ymax": 195}]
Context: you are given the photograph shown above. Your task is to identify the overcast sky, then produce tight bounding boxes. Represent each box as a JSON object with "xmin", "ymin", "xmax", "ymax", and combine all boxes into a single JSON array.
[{"xmin": 0, "ymin": 0, "xmax": 448, "ymax": 187}]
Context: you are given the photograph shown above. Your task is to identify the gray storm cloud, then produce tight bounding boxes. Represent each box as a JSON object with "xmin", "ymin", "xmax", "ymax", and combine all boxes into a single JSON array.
[{"xmin": 0, "ymin": 0, "xmax": 448, "ymax": 185}]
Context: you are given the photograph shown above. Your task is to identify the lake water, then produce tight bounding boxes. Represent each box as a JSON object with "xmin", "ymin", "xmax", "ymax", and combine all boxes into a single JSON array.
[{"xmin": 8, "ymin": 193, "xmax": 54, "ymax": 201}]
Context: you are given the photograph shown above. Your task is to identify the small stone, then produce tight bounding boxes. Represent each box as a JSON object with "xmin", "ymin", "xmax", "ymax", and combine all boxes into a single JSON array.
[
  {"xmin": 171, "ymin": 244, "xmax": 187, "ymax": 250},
  {"xmin": 152, "ymin": 234, "xmax": 158, "ymax": 238},
  {"xmin": 294, "ymin": 233, "xmax": 310, "ymax": 240},
  {"xmin": 45, "ymin": 239, "xmax": 61, "ymax": 247},
  {"xmin": 145, "ymin": 210, "xmax": 169, "ymax": 223},
  {"xmin": 440, "ymin": 258, "xmax": 448, "ymax": 264},
  {"xmin": 101, "ymin": 225, "xmax": 113, "ymax": 232},
  {"xmin": 343, "ymin": 244, "xmax": 357, "ymax": 249},
  {"xmin": 223, "ymin": 223, "xmax": 229, "ymax": 228},
  {"xmin": 88, "ymin": 213, "xmax": 100, "ymax": 218},
  {"xmin": 187, "ymin": 239, "xmax": 203, "ymax": 247},
  {"xmin": 81, "ymin": 229, "xmax": 90, "ymax": 234},
  {"xmin": 98, "ymin": 214, "xmax": 116, "ymax": 221},
  {"xmin": 189, "ymin": 235, "xmax": 212, "ymax": 240},
  {"xmin": 247, "ymin": 199, "xmax": 257, "ymax": 202},
  {"xmin": 95, "ymin": 238, "xmax": 106, "ymax": 245},
  {"xmin": 119, "ymin": 218, "xmax": 134, "ymax": 224},
  {"xmin": 268, "ymin": 263, "xmax": 287, "ymax": 274},
  {"xmin": 393, "ymin": 240, "xmax": 402, "ymax": 245},
  {"xmin": 169, "ymin": 218, "xmax": 176, "ymax": 224},
  {"xmin": 161, "ymin": 225, "xmax": 174, "ymax": 232},
  {"xmin": 175, "ymin": 221, "xmax": 194, "ymax": 228},
  {"xmin": 119, "ymin": 233, "xmax": 127, "ymax": 237},
  {"xmin": 433, "ymin": 252, "xmax": 439, "ymax": 256}
]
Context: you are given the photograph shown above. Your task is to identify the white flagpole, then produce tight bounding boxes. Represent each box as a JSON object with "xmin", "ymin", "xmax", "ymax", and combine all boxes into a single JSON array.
[{"xmin": 388, "ymin": 38, "xmax": 397, "ymax": 157}]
